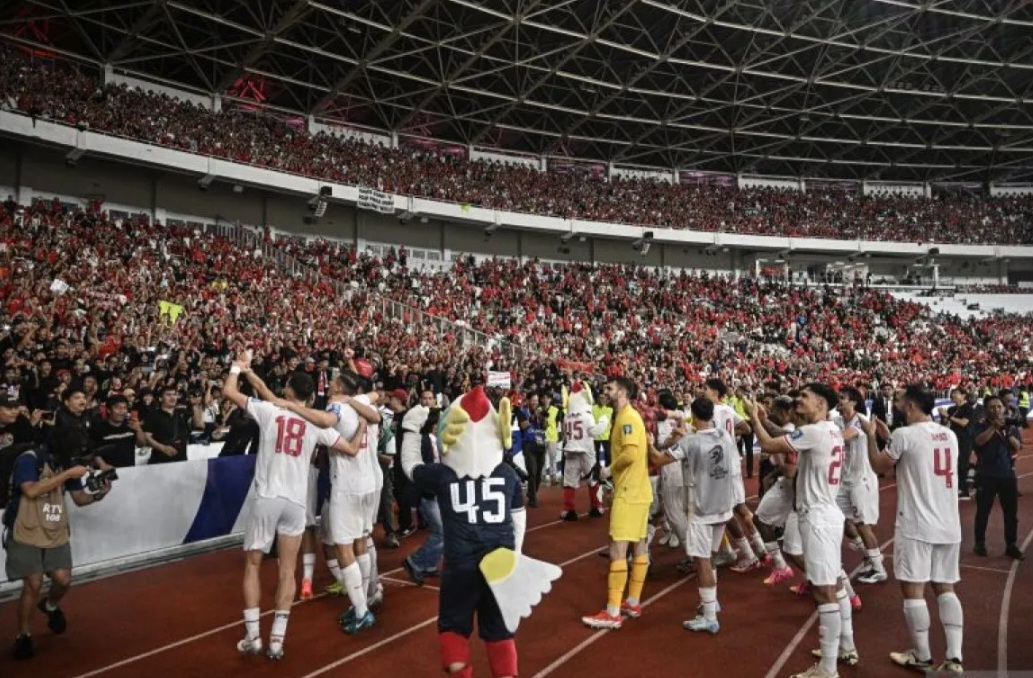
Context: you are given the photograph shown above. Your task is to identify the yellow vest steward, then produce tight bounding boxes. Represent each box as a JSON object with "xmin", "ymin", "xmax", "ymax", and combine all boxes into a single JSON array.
[
  {"xmin": 593, "ymin": 405, "xmax": 613, "ymax": 441},
  {"xmin": 545, "ymin": 405, "xmax": 560, "ymax": 443}
]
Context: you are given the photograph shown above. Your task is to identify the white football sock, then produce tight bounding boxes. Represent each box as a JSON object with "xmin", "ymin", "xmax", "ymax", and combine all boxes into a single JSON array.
[
  {"xmin": 302, "ymin": 553, "xmax": 315, "ymax": 581},
  {"xmin": 866, "ymin": 548, "xmax": 886, "ymax": 574},
  {"xmin": 700, "ymin": 586, "xmax": 718, "ymax": 621},
  {"xmin": 343, "ymin": 561, "xmax": 368, "ymax": 617},
  {"xmin": 365, "ymin": 536, "xmax": 380, "ymax": 599},
  {"xmin": 903, "ymin": 598, "xmax": 932, "ymax": 662},
  {"xmin": 765, "ymin": 542, "xmax": 788, "ymax": 570},
  {"xmin": 357, "ymin": 552, "xmax": 372, "ymax": 593},
  {"xmin": 836, "ymin": 588, "xmax": 856, "ymax": 652},
  {"xmin": 749, "ymin": 532, "xmax": 767, "ymax": 559},
  {"xmin": 732, "ymin": 537, "xmax": 752, "ymax": 562},
  {"xmin": 817, "ymin": 603, "xmax": 841, "ymax": 674},
  {"xmin": 269, "ymin": 610, "xmax": 289, "ymax": 648},
  {"xmin": 243, "ymin": 607, "xmax": 261, "ymax": 640},
  {"xmin": 840, "ymin": 569, "xmax": 856, "ymax": 598},
  {"xmin": 938, "ymin": 592, "xmax": 964, "ymax": 662}
]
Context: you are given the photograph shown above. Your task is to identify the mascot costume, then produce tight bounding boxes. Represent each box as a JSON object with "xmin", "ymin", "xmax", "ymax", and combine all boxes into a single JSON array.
[
  {"xmin": 401, "ymin": 386, "xmax": 562, "ymax": 678},
  {"xmin": 560, "ymin": 382, "xmax": 609, "ymax": 520}
]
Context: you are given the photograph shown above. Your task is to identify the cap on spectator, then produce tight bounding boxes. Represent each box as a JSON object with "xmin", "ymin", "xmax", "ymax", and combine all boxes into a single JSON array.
[
  {"xmin": 388, "ymin": 388, "xmax": 408, "ymax": 402},
  {"xmin": 0, "ymin": 393, "xmax": 19, "ymax": 408}
]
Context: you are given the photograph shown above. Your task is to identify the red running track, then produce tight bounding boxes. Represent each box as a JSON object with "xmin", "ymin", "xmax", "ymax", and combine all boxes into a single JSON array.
[{"xmin": 2, "ymin": 455, "xmax": 1032, "ymax": 678}]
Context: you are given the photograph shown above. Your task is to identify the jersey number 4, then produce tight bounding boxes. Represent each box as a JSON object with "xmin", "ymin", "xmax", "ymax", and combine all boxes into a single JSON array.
[
  {"xmin": 449, "ymin": 478, "xmax": 506, "ymax": 524},
  {"xmin": 274, "ymin": 416, "xmax": 307, "ymax": 457},
  {"xmin": 933, "ymin": 447, "xmax": 953, "ymax": 488}
]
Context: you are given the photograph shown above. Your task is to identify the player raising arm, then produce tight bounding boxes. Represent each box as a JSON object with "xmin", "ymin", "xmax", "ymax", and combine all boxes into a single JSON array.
[
  {"xmin": 222, "ymin": 353, "xmax": 365, "ymax": 659},
  {"xmin": 860, "ymin": 385, "xmax": 964, "ymax": 675},
  {"xmin": 752, "ymin": 384, "xmax": 857, "ymax": 678}
]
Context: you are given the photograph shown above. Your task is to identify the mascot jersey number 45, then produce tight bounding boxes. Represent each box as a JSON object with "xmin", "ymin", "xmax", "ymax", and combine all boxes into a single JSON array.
[{"xmin": 401, "ymin": 386, "xmax": 562, "ymax": 678}]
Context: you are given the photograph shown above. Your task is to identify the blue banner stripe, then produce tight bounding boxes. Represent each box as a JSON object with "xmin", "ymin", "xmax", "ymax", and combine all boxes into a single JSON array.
[{"xmin": 184, "ymin": 454, "xmax": 256, "ymax": 543}]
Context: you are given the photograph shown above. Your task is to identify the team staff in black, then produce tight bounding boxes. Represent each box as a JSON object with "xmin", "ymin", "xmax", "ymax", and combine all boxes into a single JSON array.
[
  {"xmin": 972, "ymin": 395, "xmax": 1024, "ymax": 560},
  {"xmin": 942, "ymin": 388, "xmax": 974, "ymax": 499}
]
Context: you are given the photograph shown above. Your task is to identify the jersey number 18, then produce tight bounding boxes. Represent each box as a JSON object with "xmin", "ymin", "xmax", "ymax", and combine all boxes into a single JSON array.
[{"xmin": 274, "ymin": 416, "xmax": 307, "ymax": 457}]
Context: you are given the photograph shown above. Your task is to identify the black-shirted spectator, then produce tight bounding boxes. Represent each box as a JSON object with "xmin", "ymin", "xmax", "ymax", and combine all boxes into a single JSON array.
[
  {"xmin": 142, "ymin": 386, "xmax": 189, "ymax": 464},
  {"xmin": 214, "ymin": 400, "xmax": 259, "ymax": 456},
  {"xmin": 88, "ymin": 396, "xmax": 144, "ymax": 468}
]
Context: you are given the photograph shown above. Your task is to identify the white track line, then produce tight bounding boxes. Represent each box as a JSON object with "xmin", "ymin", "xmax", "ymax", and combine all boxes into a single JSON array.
[
  {"xmin": 997, "ymin": 472, "xmax": 1033, "ymax": 678},
  {"xmin": 761, "ymin": 536, "xmax": 896, "ymax": 678},
  {"xmin": 531, "ymin": 574, "xmax": 697, "ymax": 678},
  {"xmin": 380, "ymin": 576, "xmax": 440, "ymax": 591},
  {"xmin": 68, "ymin": 508, "xmax": 582, "ymax": 678},
  {"xmin": 296, "ymin": 545, "xmax": 619, "ymax": 678},
  {"xmin": 763, "ymin": 464, "xmax": 1033, "ymax": 678},
  {"xmin": 761, "ymin": 478, "xmax": 897, "ymax": 678},
  {"xmin": 760, "ymin": 463, "xmax": 1033, "ymax": 678},
  {"xmin": 961, "ymin": 564, "xmax": 1013, "ymax": 575}
]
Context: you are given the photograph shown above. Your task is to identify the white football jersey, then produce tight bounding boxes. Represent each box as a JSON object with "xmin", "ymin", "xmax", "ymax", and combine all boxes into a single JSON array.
[
  {"xmin": 327, "ymin": 399, "xmax": 374, "ymax": 494},
  {"xmin": 355, "ymin": 394, "xmax": 382, "ymax": 490},
  {"xmin": 563, "ymin": 409, "xmax": 605, "ymax": 455},
  {"xmin": 657, "ymin": 413, "xmax": 686, "ymax": 487},
  {"xmin": 885, "ymin": 422, "xmax": 961, "ymax": 544},
  {"xmin": 835, "ymin": 414, "xmax": 876, "ymax": 487},
  {"xmin": 247, "ymin": 398, "xmax": 341, "ymax": 507},
  {"xmin": 712, "ymin": 403, "xmax": 744, "ymax": 479},
  {"xmin": 784, "ymin": 420, "xmax": 844, "ymax": 512}
]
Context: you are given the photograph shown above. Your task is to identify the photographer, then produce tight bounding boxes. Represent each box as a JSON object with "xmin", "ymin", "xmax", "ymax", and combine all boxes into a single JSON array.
[
  {"xmin": 972, "ymin": 395, "xmax": 1023, "ymax": 560},
  {"xmin": 3, "ymin": 418, "xmax": 113, "ymax": 660},
  {"xmin": 0, "ymin": 394, "xmax": 44, "ymax": 506}
]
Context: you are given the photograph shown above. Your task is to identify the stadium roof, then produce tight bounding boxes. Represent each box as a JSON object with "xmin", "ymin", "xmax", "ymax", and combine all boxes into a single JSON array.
[{"xmin": 7, "ymin": 0, "xmax": 1033, "ymax": 182}]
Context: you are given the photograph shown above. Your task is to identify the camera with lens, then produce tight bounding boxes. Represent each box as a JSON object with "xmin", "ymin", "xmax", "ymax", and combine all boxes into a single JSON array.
[
  {"xmin": 75, "ymin": 443, "xmax": 120, "ymax": 493},
  {"xmin": 83, "ymin": 464, "xmax": 119, "ymax": 493}
]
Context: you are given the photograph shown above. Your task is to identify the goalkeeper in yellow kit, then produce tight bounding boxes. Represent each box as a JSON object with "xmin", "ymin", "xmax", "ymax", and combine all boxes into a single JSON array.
[{"xmin": 581, "ymin": 376, "xmax": 653, "ymax": 629}]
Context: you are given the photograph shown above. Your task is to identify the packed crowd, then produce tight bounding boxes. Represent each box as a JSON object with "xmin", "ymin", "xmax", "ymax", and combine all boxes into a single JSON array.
[
  {"xmin": 4, "ymin": 46, "xmax": 1033, "ymax": 245},
  {"xmin": 3, "ymin": 194, "xmax": 1033, "ymax": 450}
]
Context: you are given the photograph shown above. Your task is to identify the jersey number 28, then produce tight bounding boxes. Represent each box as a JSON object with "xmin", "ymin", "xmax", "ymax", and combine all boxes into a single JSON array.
[{"xmin": 450, "ymin": 478, "xmax": 506, "ymax": 524}]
